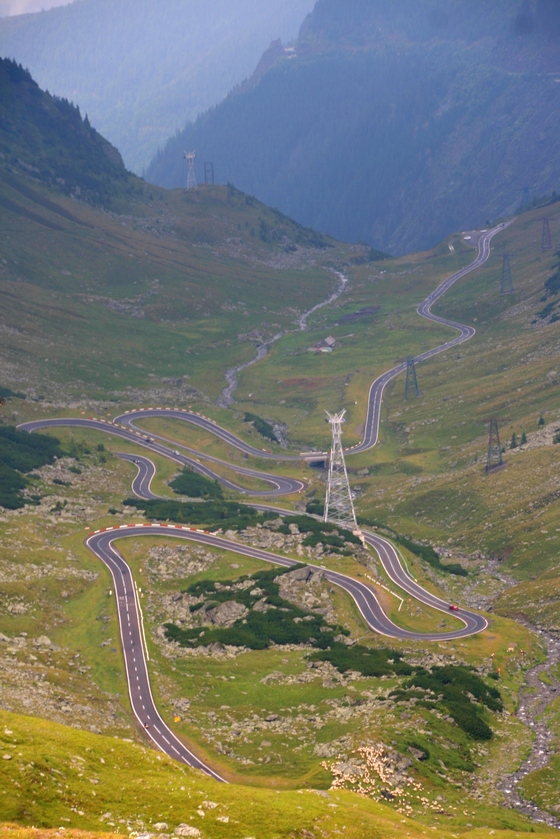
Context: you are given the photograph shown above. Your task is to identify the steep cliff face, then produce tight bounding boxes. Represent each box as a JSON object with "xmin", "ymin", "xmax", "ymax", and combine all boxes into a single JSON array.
[{"xmin": 147, "ymin": 0, "xmax": 560, "ymax": 255}]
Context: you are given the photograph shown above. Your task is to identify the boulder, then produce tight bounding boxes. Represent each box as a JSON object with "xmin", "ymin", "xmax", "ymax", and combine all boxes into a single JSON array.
[
  {"xmin": 174, "ymin": 826, "xmax": 201, "ymax": 837},
  {"xmin": 206, "ymin": 600, "xmax": 247, "ymax": 627},
  {"xmin": 334, "ymin": 634, "xmax": 356, "ymax": 647},
  {"xmin": 277, "ymin": 566, "xmax": 321, "ymax": 585}
]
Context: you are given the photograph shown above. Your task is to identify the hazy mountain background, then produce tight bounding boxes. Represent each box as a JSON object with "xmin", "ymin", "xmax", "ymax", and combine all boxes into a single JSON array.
[
  {"xmin": 147, "ymin": 0, "xmax": 560, "ymax": 255},
  {"xmin": 0, "ymin": 0, "xmax": 71, "ymax": 15},
  {"xmin": 0, "ymin": 0, "xmax": 315, "ymax": 172}
]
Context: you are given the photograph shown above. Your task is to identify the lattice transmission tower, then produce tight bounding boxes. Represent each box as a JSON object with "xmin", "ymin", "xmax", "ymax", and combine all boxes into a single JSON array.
[
  {"xmin": 184, "ymin": 151, "xmax": 197, "ymax": 191},
  {"xmin": 501, "ymin": 254, "xmax": 513, "ymax": 294},
  {"xmin": 324, "ymin": 410, "xmax": 358, "ymax": 532},
  {"xmin": 405, "ymin": 356, "xmax": 419, "ymax": 400},
  {"xmin": 542, "ymin": 217, "xmax": 552, "ymax": 251},
  {"xmin": 484, "ymin": 417, "xmax": 509, "ymax": 473}
]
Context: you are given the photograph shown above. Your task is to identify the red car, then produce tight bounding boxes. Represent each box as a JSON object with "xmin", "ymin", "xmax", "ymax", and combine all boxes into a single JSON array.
[{"xmin": 448, "ymin": 604, "xmax": 459, "ymax": 611}]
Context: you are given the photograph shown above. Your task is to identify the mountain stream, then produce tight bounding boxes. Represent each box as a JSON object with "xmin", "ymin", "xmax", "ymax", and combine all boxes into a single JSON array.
[{"xmin": 217, "ymin": 270, "xmax": 348, "ymax": 407}]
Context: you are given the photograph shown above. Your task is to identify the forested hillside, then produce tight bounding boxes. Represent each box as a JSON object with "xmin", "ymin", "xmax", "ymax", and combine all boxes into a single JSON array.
[
  {"xmin": 0, "ymin": 57, "xmax": 129, "ymax": 203},
  {"xmin": 0, "ymin": 0, "xmax": 315, "ymax": 172},
  {"xmin": 147, "ymin": 0, "xmax": 560, "ymax": 255}
]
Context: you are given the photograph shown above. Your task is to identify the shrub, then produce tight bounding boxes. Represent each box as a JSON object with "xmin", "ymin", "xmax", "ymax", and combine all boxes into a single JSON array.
[
  {"xmin": 279, "ymin": 515, "xmax": 360, "ymax": 546},
  {"xmin": 0, "ymin": 386, "xmax": 25, "ymax": 399},
  {"xmin": 305, "ymin": 499, "xmax": 325, "ymax": 517},
  {"xmin": 396, "ymin": 533, "xmax": 467, "ymax": 577},
  {"xmin": 0, "ymin": 426, "xmax": 62, "ymax": 509},
  {"xmin": 243, "ymin": 412, "xmax": 278, "ymax": 443},
  {"xmin": 392, "ymin": 665, "xmax": 502, "ymax": 740},
  {"xmin": 166, "ymin": 564, "xmax": 347, "ymax": 651},
  {"xmin": 544, "ymin": 268, "xmax": 560, "ymax": 297},
  {"xmin": 169, "ymin": 467, "xmax": 223, "ymax": 500},
  {"xmin": 123, "ymin": 497, "xmax": 275, "ymax": 531},
  {"xmin": 310, "ymin": 643, "xmax": 413, "ymax": 678}
]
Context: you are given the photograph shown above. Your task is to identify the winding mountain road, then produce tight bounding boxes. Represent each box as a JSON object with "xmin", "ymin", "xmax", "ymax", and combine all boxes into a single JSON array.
[
  {"xmin": 109, "ymin": 223, "xmax": 511, "ymax": 459},
  {"xmin": 103, "ymin": 452, "xmax": 487, "ymax": 641},
  {"xmin": 86, "ymin": 519, "xmax": 486, "ymax": 780},
  {"xmin": 19, "ymin": 223, "xmax": 509, "ymax": 779},
  {"xmin": 19, "ymin": 417, "xmax": 304, "ymax": 497}
]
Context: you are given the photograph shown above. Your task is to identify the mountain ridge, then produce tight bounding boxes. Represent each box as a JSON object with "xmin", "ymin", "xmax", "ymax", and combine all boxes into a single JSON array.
[
  {"xmin": 147, "ymin": 0, "xmax": 560, "ymax": 256},
  {"xmin": 0, "ymin": 0, "xmax": 315, "ymax": 173},
  {"xmin": 0, "ymin": 57, "xmax": 129, "ymax": 205}
]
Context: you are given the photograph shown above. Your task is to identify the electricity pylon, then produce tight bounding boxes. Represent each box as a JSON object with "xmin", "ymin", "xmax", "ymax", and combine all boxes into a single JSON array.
[
  {"xmin": 324, "ymin": 410, "xmax": 358, "ymax": 532},
  {"xmin": 483, "ymin": 417, "xmax": 509, "ymax": 472},
  {"xmin": 542, "ymin": 217, "xmax": 552, "ymax": 251},
  {"xmin": 184, "ymin": 151, "xmax": 197, "ymax": 191},
  {"xmin": 405, "ymin": 356, "xmax": 419, "ymax": 400},
  {"xmin": 501, "ymin": 254, "xmax": 513, "ymax": 294}
]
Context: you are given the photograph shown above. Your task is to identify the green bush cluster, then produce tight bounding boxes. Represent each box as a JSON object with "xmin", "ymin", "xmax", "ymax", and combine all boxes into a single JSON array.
[
  {"xmin": 305, "ymin": 499, "xmax": 325, "ymax": 517},
  {"xmin": 123, "ymin": 497, "xmax": 275, "ymax": 531},
  {"xmin": 359, "ymin": 516, "xmax": 467, "ymax": 576},
  {"xmin": 165, "ymin": 561, "xmax": 503, "ymax": 740},
  {"xmin": 544, "ymin": 266, "xmax": 560, "ymax": 297},
  {"xmin": 166, "ymin": 561, "xmax": 503, "ymax": 741},
  {"xmin": 390, "ymin": 665, "xmax": 502, "ymax": 741},
  {"xmin": 243, "ymin": 412, "xmax": 278, "ymax": 443},
  {"xmin": 169, "ymin": 467, "xmax": 223, "ymax": 500},
  {"xmin": 310, "ymin": 643, "xmax": 413, "ymax": 678},
  {"xmin": 395, "ymin": 534, "xmax": 467, "ymax": 577},
  {"xmin": 0, "ymin": 386, "xmax": 25, "ymax": 399},
  {"xmin": 0, "ymin": 426, "xmax": 62, "ymax": 508},
  {"xmin": 278, "ymin": 514, "xmax": 360, "ymax": 554},
  {"xmin": 165, "ymin": 564, "xmax": 348, "ymax": 651}
]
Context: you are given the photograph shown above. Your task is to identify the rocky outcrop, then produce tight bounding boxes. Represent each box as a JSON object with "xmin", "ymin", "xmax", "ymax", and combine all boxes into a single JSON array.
[{"xmin": 206, "ymin": 600, "xmax": 248, "ymax": 627}]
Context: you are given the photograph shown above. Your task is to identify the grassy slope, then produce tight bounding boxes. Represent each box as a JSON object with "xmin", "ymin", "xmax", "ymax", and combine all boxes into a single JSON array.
[
  {"xmin": 0, "ymin": 173, "xmax": 350, "ymax": 402},
  {"xmin": 0, "ymin": 708, "xmax": 558, "ymax": 839},
  {"xmin": 3, "ymin": 172, "xmax": 560, "ymax": 828},
  {"xmin": 0, "ymin": 422, "xmax": 547, "ymax": 833},
  {"xmin": 226, "ymin": 204, "xmax": 560, "ymax": 594}
]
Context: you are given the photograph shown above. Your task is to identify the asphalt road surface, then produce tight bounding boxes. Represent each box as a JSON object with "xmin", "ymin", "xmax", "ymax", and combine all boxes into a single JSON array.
[
  {"xmin": 18, "ymin": 417, "xmax": 304, "ymax": 497},
  {"xmin": 86, "ymin": 521, "xmax": 487, "ymax": 780},
  {"xmin": 87, "ymin": 524, "xmax": 226, "ymax": 782},
  {"xmin": 19, "ymin": 224, "xmax": 507, "ymax": 778},
  {"xmin": 112, "ymin": 452, "xmax": 486, "ymax": 638},
  {"xmin": 352, "ymin": 222, "xmax": 514, "ymax": 454},
  {"xmin": 111, "ymin": 223, "xmax": 512, "ymax": 459}
]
